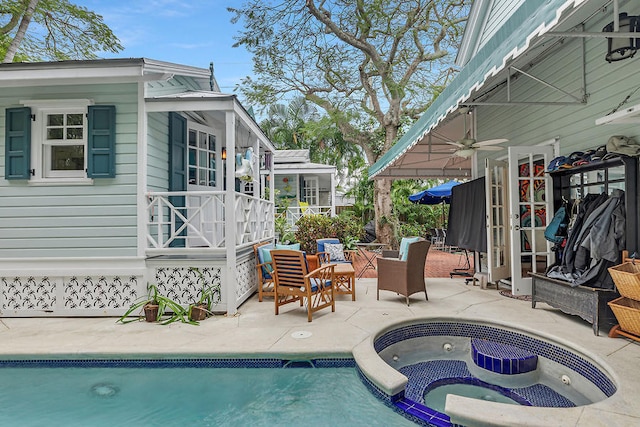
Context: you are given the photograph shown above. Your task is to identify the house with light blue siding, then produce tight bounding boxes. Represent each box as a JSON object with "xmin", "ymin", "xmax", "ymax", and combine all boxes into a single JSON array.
[
  {"xmin": 0, "ymin": 58, "xmax": 276, "ymax": 317},
  {"xmin": 370, "ymin": 0, "xmax": 640, "ymax": 295}
]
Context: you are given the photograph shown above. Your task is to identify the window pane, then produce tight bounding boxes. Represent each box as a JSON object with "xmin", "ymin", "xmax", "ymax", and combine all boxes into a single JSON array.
[
  {"xmin": 66, "ymin": 127, "xmax": 83, "ymax": 140},
  {"xmin": 47, "ymin": 114, "xmax": 63, "ymax": 126},
  {"xmin": 209, "ymin": 134, "xmax": 216, "ymax": 151},
  {"xmin": 189, "ymin": 130, "xmax": 197, "ymax": 147},
  {"xmin": 47, "ymin": 128, "xmax": 64, "ymax": 139},
  {"xmin": 66, "ymin": 114, "xmax": 83, "ymax": 126},
  {"xmin": 199, "ymin": 132, "xmax": 207, "ymax": 149},
  {"xmin": 51, "ymin": 145, "xmax": 84, "ymax": 170}
]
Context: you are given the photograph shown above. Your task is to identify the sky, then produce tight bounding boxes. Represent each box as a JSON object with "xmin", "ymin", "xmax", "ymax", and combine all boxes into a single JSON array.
[{"xmin": 76, "ymin": 1, "xmax": 254, "ymax": 93}]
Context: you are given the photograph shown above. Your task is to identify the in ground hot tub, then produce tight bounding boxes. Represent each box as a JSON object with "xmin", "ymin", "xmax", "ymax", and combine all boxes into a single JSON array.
[{"xmin": 354, "ymin": 318, "xmax": 617, "ymax": 427}]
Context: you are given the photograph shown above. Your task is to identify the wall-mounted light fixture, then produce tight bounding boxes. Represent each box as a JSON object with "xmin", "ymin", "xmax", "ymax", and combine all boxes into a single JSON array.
[
  {"xmin": 221, "ymin": 147, "xmax": 227, "ymax": 160},
  {"xmin": 603, "ymin": 12, "xmax": 640, "ymax": 62}
]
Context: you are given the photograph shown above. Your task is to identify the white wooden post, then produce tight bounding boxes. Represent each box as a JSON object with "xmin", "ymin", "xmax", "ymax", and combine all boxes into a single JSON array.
[
  {"xmin": 330, "ymin": 171, "xmax": 336, "ymax": 217},
  {"xmin": 224, "ymin": 112, "xmax": 237, "ymax": 315}
]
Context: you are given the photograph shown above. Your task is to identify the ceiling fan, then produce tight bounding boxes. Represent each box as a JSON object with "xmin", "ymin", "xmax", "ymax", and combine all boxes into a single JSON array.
[{"xmin": 443, "ymin": 111, "xmax": 508, "ymax": 158}]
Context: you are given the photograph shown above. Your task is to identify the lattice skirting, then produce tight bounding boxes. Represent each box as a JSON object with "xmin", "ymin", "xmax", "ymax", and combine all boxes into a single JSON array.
[
  {"xmin": 1, "ymin": 251, "xmax": 258, "ymax": 317},
  {"xmin": 1, "ymin": 275, "xmax": 141, "ymax": 316}
]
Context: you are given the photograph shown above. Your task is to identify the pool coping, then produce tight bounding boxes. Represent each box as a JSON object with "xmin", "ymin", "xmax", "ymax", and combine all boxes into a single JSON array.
[{"xmin": 353, "ymin": 315, "xmax": 622, "ymax": 427}]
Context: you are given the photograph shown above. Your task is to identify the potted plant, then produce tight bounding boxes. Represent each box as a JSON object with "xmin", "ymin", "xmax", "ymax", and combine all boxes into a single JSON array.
[
  {"xmin": 117, "ymin": 283, "xmax": 196, "ymax": 325},
  {"xmin": 188, "ymin": 268, "xmax": 222, "ymax": 321}
]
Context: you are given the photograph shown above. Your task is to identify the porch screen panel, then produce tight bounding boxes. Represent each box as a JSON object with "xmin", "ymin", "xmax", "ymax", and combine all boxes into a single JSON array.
[{"xmin": 446, "ymin": 177, "xmax": 487, "ymax": 253}]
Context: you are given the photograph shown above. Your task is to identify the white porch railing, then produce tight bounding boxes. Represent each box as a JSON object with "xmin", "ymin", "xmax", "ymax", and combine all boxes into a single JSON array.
[
  {"xmin": 276, "ymin": 205, "xmax": 332, "ymax": 228},
  {"xmin": 146, "ymin": 191, "xmax": 274, "ymax": 254}
]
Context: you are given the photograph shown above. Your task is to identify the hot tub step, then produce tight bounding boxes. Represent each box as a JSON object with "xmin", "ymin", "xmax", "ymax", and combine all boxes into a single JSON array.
[{"xmin": 471, "ymin": 338, "xmax": 538, "ymax": 375}]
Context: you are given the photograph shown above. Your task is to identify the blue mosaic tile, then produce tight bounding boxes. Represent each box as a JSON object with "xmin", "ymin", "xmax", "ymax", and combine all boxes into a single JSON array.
[
  {"xmin": 374, "ymin": 321, "xmax": 617, "ymax": 397},
  {"xmin": 471, "ymin": 338, "xmax": 538, "ymax": 375},
  {"xmin": 0, "ymin": 357, "xmax": 356, "ymax": 370},
  {"xmin": 513, "ymin": 383, "xmax": 576, "ymax": 408}
]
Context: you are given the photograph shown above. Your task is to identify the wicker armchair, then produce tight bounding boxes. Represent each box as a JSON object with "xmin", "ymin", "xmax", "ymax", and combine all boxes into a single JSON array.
[{"xmin": 377, "ymin": 240, "xmax": 431, "ymax": 306}]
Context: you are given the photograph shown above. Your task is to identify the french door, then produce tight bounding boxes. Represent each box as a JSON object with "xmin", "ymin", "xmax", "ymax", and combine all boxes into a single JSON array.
[
  {"xmin": 507, "ymin": 146, "xmax": 554, "ymax": 295},
  {"xmin": 485, "ymin": 159, "xmax": 510, "ymax": 283},
  {"xmin": 187, "ymin": 123, "xmax": 223, "ymax": 247}
]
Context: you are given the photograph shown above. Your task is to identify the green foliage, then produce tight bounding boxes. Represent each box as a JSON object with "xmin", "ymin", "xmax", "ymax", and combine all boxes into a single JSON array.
[
  {"xmin": 294, "ymin": 214, "xmax": 333, "ymax": 253},
  {"xmin": 260, "ymin": 97, "xmax": 367, "ymax": 186},
  {"xmin": 117, "ymin": 283, "xmax": 197, "ymax": 326},
  {"xmin": 397, "ymin": 222, "xmax": 429, "ymax": 239},
  {"xmin": 1, "ymin": 0, "xmax": 123, "ymax": 62},
  {"xmin": 343, "ymin": 173, "xmax": 374, "ymax": 223},
  {"xmin": 190, "ymin": 267, "xmax": 221, "ymax": 309},
  {"xmin": 331, "ymin": 214, "xmax": 365, "ymax": 245},
  {"xmin": 391, "ymin": 179, "xmax": 450, "ymax": 228},
  {"xmin": 275, "ymin": 212, "xmax": 296, "ymax": 244},
  {"xmin": 293, "ymin": 214, "xmax": 364, "ymax": 254}
]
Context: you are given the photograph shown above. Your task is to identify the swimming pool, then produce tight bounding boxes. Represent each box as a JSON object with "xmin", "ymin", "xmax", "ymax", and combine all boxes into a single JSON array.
[
  {"xmin": 0, "ymin": 357, "xmax": 417, "ymax": 427},
  {"xmin": 355, "ymin": 317, "xmax": 618, "ymax": 427}
]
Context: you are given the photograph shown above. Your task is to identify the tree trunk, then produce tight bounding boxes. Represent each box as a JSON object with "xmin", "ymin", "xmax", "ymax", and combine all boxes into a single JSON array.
[
  {"xmin": 3, "ymin": 0, "xmax": 39, "ymax": 63},
  {"xmin": 374, "ymin": 178, "xmax": 394, "ymax": 246}
]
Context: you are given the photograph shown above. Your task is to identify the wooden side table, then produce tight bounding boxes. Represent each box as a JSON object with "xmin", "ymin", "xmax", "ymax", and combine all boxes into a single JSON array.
[{"xmin": 333, "ymin": 263, "xmax": 356, "ymax": 301}]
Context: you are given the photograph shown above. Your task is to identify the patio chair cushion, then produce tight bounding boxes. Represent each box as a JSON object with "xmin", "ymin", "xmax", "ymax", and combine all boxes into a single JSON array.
[
  {"xmin": 324, "ymin": 243, "xmax": 346, "ymax": 261},
  {"xmin": 317, "ymin": 238, "xmax": 341, "ymax": 253},
  {"xmin": 258, "ymin": 244, "xmax": 276, "ymax": 278},
  {"xmin": 276, "ymin": 243, "xmax": 301, "ymax": 250},
  {"xmin": 399, "ymin": 237, "xmax": 420, "ymax": 261},
  {"xmin": 306, "ymin": 277, "xmax": 332, "ymax": 292}
]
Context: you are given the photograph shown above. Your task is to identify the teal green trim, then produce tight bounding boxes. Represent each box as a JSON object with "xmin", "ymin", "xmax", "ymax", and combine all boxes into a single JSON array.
[
  {"xmin": 369, "ymin": 0, "xmax": 568, "ymax": 178},
  {"xmin": 169, "ymin": 112, "xmax": 187, "ymax": 192},
  {"xmin": 87, "ymin": 105, "xmax": 116, "ymax": 178},
  {"xmin": 168, "ymin": 112, "xmax": 187, "ymax": 248},
  {"xmin": 4, "ymin": 107, "xmax": 32, "ymax": 180}
]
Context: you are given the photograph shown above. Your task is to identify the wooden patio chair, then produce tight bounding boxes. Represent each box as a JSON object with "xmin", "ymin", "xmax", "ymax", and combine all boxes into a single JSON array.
[
  {"xmin": 271, "ymin": 249, "xmax": 336, "ymax": 322},
  {"xmin": 253, "ymin": 241, "xmax": 275, "ymax": 302},
  {"xmin": 377, "ymin": 240, "xmax": 431, "ymax": 306}
]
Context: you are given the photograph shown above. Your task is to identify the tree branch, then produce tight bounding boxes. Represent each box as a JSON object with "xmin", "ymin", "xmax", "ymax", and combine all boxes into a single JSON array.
[{"xmin": 3, "ymin": 0, "xmax": 39, "ymax": 63}]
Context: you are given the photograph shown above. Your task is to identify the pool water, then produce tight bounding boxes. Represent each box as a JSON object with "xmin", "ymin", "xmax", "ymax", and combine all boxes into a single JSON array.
[
  {"xmin": 423, "ymin": 384, "xmax": 521, "ymax": 412},
  {"xmin": 0, "ymin": 366, "xmax": 416, "ymax": 427}
]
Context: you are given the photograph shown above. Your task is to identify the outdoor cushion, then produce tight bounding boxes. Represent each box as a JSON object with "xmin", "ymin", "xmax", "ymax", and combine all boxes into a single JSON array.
[
  {"xmin": 399, "ymin": 237, "xmax": 420, "ymax": 261},
  {"xmin": 324, "ymin": 243, "xmax": 346, "ymax": 261},
  {"xmin": 306, "ymin": 277, "xmax": 332, "ymax": 292},
  {"xmin": 276, "ymin": 243, "xmax": 301, "ymax": 250},
  {"xmin": 258, "ymin": 244, "xmax": 275, "ymax": 277},
  {"xmin": 317, "ymin": 238, "xmax": 340, "ymax": 253}
]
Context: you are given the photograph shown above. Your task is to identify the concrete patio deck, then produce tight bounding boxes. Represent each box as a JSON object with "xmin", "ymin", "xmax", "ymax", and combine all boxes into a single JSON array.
[{"xmin": 0, "ymin": 275, "xmax": 638, "ymax": 426}]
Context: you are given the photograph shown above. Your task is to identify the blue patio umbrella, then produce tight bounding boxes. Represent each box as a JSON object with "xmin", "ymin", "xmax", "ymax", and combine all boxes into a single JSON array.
[{"xmin": 408, "ymin": 180, "xmax": 460, "ymax": 205}]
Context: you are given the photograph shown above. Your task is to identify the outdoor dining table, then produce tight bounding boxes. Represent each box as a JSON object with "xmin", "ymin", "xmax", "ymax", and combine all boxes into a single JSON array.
[{"xmin": 355, "ymin": 242, "xmax": 388, "ymax": 278}]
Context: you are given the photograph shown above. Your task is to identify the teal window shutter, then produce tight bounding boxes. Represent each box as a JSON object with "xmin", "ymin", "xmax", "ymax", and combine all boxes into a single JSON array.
[
  {"xmin": 87, "ymin": 105, "xmax": 116, "ymax": 178},
  {"xmin": 4, "ymin": 107, "xmax": 32, "ymax": 180}
]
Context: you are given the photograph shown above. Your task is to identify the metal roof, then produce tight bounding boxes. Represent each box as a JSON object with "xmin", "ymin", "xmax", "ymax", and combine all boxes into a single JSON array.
[{"xmin": 369, "ymin": 0, "xmax": 580, "ymax": 179}]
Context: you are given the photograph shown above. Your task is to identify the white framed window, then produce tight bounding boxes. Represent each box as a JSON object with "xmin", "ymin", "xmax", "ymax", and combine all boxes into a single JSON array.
[
  {"xmin": 22, "ymin": 99, "xmax": 93, "ymax": 183},
  {"xmin": 42, "ymin": 109, "xmax": 86, "ymax": 178},
  {"xmin": 303, "ymin": 176, "xmax": 319, "ymax": 205},
  {"xmin": 187, "ymin": 122, "xmax": 219, "ymax": 188}
]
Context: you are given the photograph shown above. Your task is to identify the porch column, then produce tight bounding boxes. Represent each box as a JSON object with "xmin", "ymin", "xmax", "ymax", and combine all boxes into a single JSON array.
[
  {"xmin": 225, "ymin": 111, "xmax": 238, "ymax": 315},
  {"xmin": 253, "ymin": 135, "xmax": 259, "ymax": 191},
  {"xmin": 330, "ymin": 172, "xmax": 336, "ymax": 217}
]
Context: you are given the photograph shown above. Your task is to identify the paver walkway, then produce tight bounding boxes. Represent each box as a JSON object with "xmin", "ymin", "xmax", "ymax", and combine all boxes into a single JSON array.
[{"xmin": 353, "ymin": 247, "xmax": 474, "ymax": 278}]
